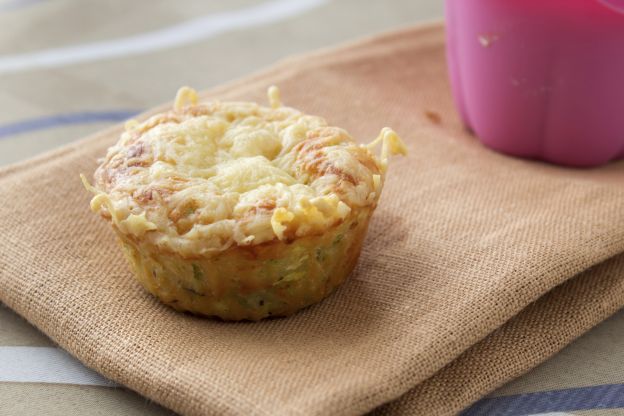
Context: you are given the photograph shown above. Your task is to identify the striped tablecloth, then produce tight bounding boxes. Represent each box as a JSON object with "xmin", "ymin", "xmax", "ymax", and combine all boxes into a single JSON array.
[{"xmin": 2, "ymin": 1, "xmax": 623, "ymax": 415}]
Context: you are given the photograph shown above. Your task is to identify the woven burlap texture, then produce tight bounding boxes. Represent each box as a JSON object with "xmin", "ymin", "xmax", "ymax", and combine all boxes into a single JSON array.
[{"xmin": 1, "ymin": 24, "xmax": 624, "ymax": 416}]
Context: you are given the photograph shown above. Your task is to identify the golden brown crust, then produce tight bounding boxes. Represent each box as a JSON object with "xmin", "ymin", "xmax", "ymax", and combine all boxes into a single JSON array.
[{"xmin": 89, "ymin": 90, "xmax": 393, "ymax": 257}]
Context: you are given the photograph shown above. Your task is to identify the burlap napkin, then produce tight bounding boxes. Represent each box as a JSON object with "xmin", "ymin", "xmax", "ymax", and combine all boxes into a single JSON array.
[{"xmin": 1, "ymin": 23, "xmax": 624, "ymax": 416}]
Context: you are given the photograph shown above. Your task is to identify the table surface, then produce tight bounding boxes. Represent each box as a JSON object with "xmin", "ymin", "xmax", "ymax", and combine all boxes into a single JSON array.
[{"xmin": 2, "ymin": 1, "xmax": 623, "ymax": 415}]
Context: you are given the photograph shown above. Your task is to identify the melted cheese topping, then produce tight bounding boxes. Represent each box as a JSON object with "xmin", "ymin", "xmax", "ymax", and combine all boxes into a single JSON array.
[{"xmin": 85, "ymin": 87, "xmax": 405, "ymax": 256}]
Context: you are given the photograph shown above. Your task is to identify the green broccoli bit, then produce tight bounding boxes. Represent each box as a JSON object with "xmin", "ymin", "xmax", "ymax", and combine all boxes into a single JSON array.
[
  {"xmin": 192, "ymin": 263, "xmax": 204, "ymax": 280},
  {"xmin": 332, "ymin": 234, "xmax": 344, "ymax": 246}
]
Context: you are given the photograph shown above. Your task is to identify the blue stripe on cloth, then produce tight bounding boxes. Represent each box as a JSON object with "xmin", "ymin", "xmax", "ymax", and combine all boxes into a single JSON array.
[
  {"xmin": 0, "ymin": 110, "xmax": 140, "ymax": 139},
  {"xmin": 0, "ymin": 0, "xmax": 45, "ymax": 12},
  {"xmin": 462, "ymin": 384, "xmax": 624, "ymax": 416}
]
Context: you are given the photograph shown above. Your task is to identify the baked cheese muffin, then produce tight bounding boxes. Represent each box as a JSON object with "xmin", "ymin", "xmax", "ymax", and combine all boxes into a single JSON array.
[{"xmin": 83, "ymin": 86, "xmax": 406, "ymax": 321}]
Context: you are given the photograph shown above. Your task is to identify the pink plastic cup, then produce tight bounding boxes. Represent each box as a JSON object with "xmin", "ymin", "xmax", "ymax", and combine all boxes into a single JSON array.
[{"xmin": 445, "ymin": 0, "xmax": 624, "ymax": 167}]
